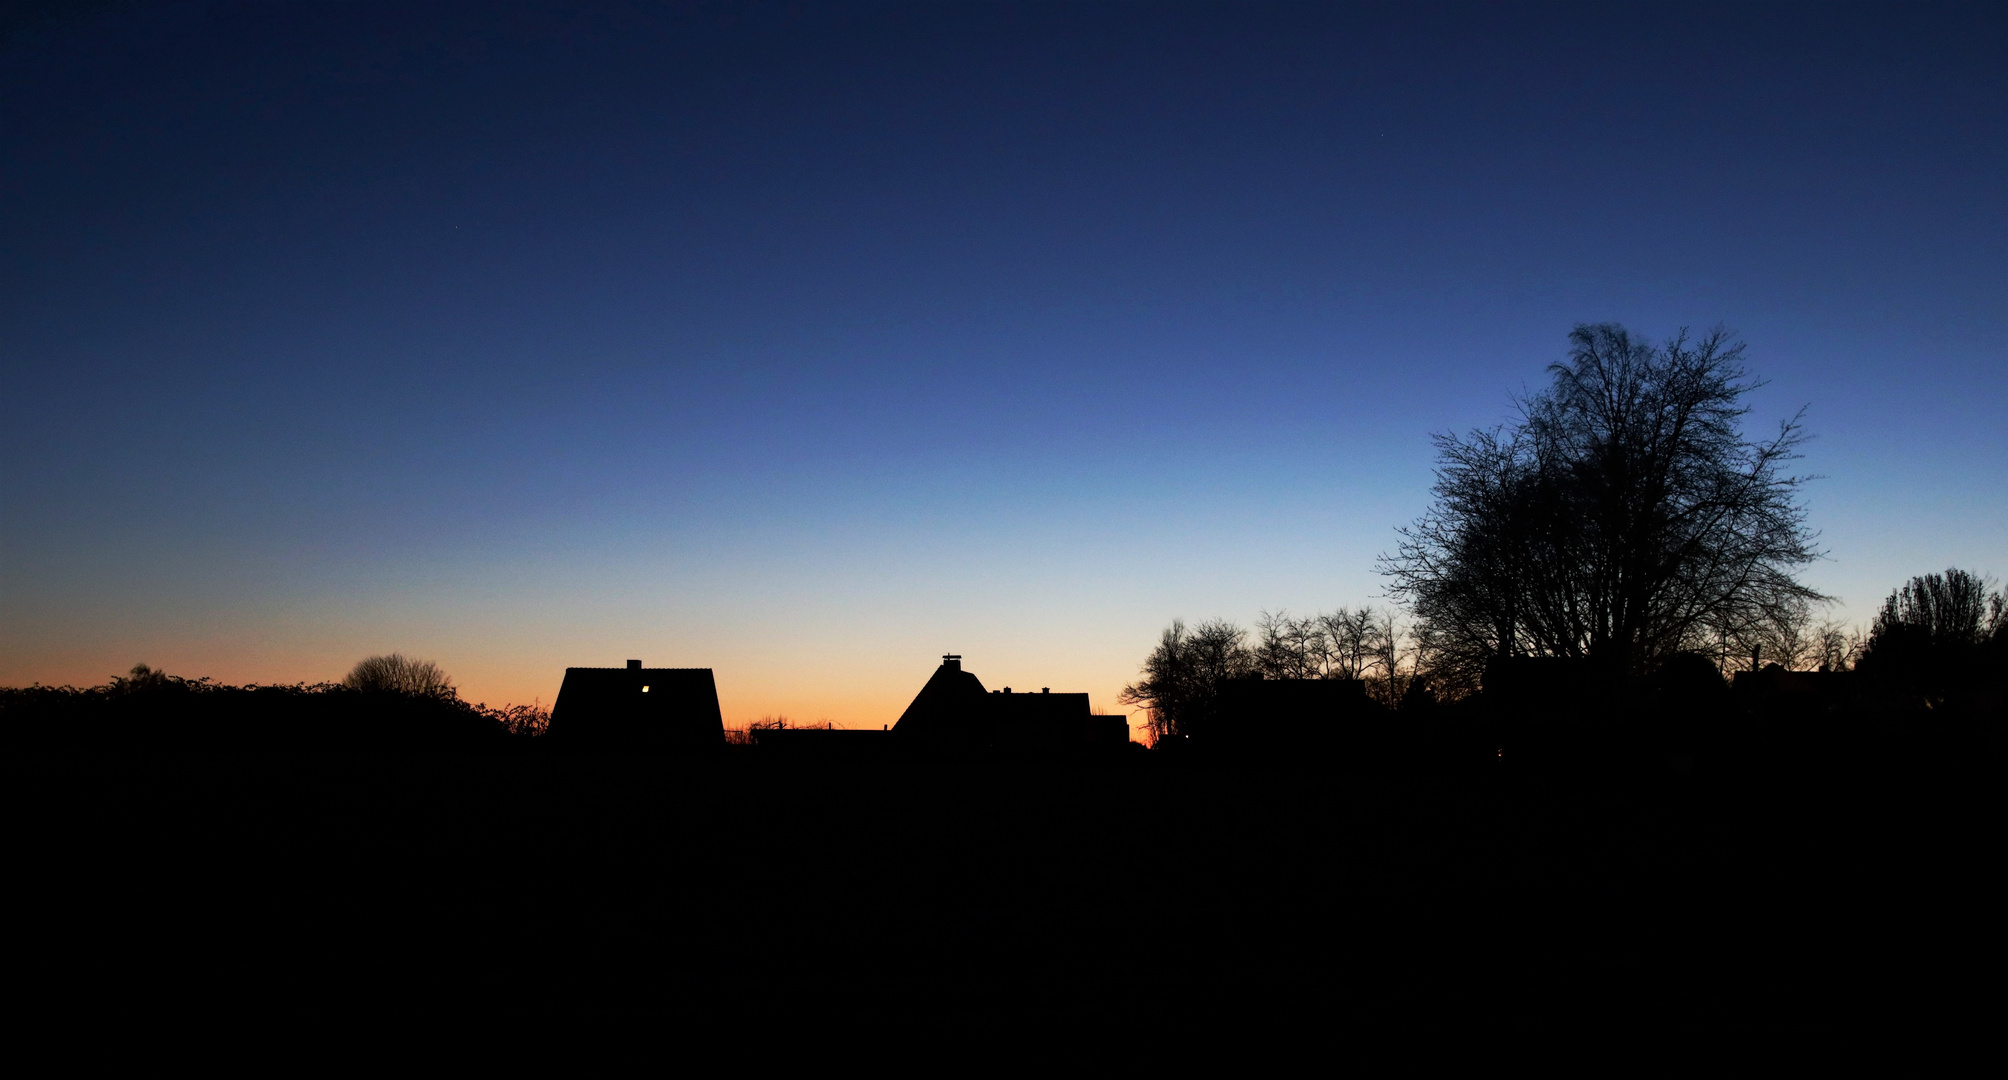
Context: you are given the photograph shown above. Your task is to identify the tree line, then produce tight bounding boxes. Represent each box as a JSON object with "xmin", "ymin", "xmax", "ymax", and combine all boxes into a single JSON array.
[
  {"xmin": 1117, "ymin": 609, "xmax": 1424, "ymax": 745},
  {"xmin": 1122, "ymin": 323, "xmax": 2006, "ymax": 744}
]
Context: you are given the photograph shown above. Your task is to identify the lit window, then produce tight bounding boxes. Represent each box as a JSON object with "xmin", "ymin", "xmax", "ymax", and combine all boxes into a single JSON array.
[{"xmin": 642, "ymin": 685, "xmax": 650, "ymax": 693}]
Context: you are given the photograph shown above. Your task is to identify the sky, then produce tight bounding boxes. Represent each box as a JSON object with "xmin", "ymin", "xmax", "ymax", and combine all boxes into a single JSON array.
[{"xmin": 3, "ymin": 1, "xmax": 2003, "ymax": 731}]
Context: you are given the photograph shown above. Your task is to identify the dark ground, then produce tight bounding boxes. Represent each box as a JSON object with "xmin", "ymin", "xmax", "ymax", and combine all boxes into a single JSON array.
[{"xmin": 15, "ymin": 750, "xmax": 1999, "ymax": 1046}]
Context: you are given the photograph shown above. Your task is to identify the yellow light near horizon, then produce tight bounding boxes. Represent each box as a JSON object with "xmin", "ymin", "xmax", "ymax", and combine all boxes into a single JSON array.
[{"xmin": 642, "ymin": 685, "xmax": 650, "ymax": 692}]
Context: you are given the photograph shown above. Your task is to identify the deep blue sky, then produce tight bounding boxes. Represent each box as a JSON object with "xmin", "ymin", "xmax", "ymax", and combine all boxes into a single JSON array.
[{"xmin": 3, "ymin": 1, "xmax": 2003, "ymax": 722}]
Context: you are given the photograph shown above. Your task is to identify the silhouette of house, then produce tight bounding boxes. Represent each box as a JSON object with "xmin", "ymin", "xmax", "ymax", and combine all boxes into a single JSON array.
[
  {"xmin": 546, "ymin": 660, "xmax": 724, "ymax": 752},
  {"xmin": 1212, "ymin": 676, "xmax": 1384, "ymax": 752},
  {"xmin": 1733, "ymin": 663, "xmax": 1857, "ymax": 718},
  {"xmin": 893, "ymin": 655, "xmax": 1129, "ymax": 752}
]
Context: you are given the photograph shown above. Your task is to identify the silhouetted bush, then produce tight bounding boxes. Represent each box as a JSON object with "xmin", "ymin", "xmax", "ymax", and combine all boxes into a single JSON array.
[{"xmin": 344, "ymin": 653, "xmax": 454, "ymax": 697}]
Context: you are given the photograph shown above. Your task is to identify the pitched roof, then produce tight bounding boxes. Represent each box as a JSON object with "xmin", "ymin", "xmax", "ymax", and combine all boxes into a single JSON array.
[
  {"xmin": 892, "ymin": 655, "xmax": 1127, "ymax": 749},
  {"xmin": 892, "ymin": 655, "xmax": 988, "ymax": 739},
  {"xmin": 547, "ymin": 665, "xmax": 723, "ymax": 751}
]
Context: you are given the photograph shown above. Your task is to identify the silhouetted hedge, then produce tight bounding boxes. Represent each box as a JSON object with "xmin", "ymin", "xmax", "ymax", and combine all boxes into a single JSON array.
[{"xmin": 3, "ymin": 671, "xmax": 546, "ymax": 755}]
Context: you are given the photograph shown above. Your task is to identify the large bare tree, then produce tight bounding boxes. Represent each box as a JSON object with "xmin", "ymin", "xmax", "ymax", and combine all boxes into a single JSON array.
[{"xmin": 1381, "ymin": 324, "xmax": 1827, "ymax": 682}]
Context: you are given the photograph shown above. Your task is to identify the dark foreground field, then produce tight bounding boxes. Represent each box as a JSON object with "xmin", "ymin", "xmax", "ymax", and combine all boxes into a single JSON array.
[{"xmin": 17, "ymin": 751, "xmax": 1999, "ymax": 1045}]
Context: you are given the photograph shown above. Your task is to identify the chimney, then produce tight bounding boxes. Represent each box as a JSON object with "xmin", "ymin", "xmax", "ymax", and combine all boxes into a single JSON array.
[
  {"xmin": 627, "ymin": 659, "xmax": 641, "ymax": 670},
  {"xmin": 942, "ymin": 654, "xmax": 961, "ymax": 671}
]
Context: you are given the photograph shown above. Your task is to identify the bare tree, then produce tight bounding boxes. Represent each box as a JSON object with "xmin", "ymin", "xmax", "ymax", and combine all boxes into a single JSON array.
[
  {"xmin": 1243, "ymin": 607, "xmax": 1409, "ymax": 684},
  {"xmin": 1858, "ymin": 569, "xmax": 2006, "ymax": 704},
  {"xmin": 1118, "ymin": 618, "xmax": 1254, "ymax": 744},
  {"xmin": 1299, "ymin": 614, "xmax": 1338, "ymax": 678},
  {"xmin": 1320, "ymin": 608, "xmax": 1377, "ymax": 682},
  {"xmin": 1723, "ymin": 595, "xmax": 1818, "ymax": 673},
  {"xmin": 1381, "ymin": 324, "xmax": 1828, "ymax": 680},
  {"xmin": 1360, "ymin": 609, "xmax": 1423, "ymax": 707},
  {"xmin": 1867, "ymin": 569, "xmax": 2003, "ymax": 650},
  {"xmin": 1812, "ymin": 620, "xmax": 1864, "ymax": 673},
  {"xmin": 344, "ymin": 653, "xmax": 455, "ymax": 698},
  {"xmin": 1254, "ymin": 609, "xmax": 1325, "ymax": 680}
]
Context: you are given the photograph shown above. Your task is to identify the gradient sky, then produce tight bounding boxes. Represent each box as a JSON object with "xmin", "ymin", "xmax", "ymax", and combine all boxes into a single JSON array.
[{"xmin": 3, "ymin": 1, "xmax": 2003, "ymax": 731}]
